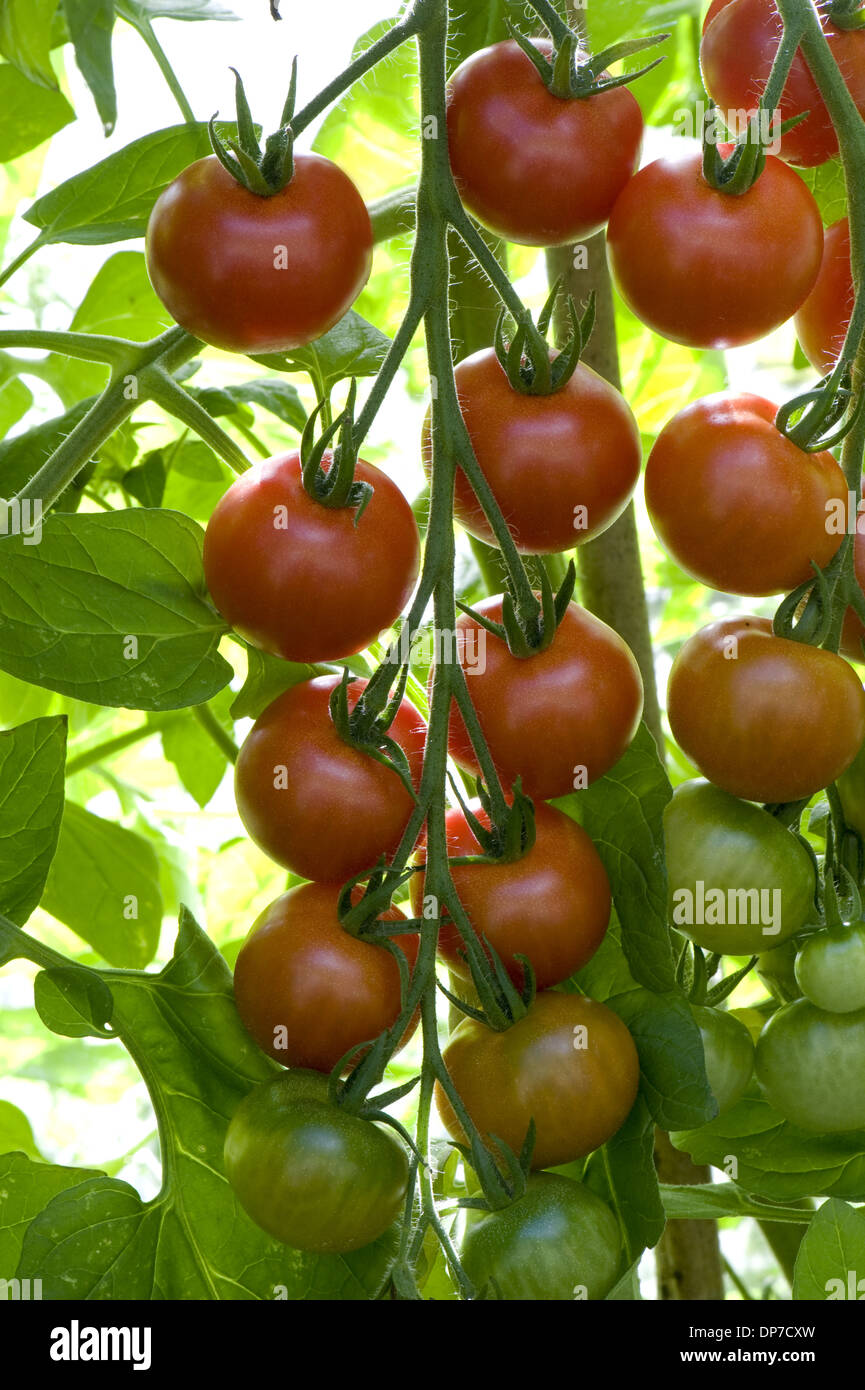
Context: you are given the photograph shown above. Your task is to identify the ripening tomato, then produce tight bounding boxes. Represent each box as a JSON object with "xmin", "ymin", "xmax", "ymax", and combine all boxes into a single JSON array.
[
  {"xmin": 232, "ymin": 882, "xmax": 419, "ymax": 1072},
  {"xmin": 606, "ymin": 149, "xmax": 823, "ymax": 348},
  {"xmin": 203, "ymin": 450, "xmax": 419, "ymax": 663},
  {"xmin": 645, "ymin": 392, "xmax": 846, "ymax": 595},
  {"xmin": 445, "ymin": 597, "xmax": 644, "ymax": 800},
  {"xmin": 446, "ymin": 40, "xmax": 643, "ymax": 247},
  {"xmin": 795, "ymin": 220, "xmax": 854, "ymax": 374},
  {"xmin": 667, "ymin": 617, "xmax": 865, "ymax": 803},
  {"xmin": 422, "ymin": 348, "xmax": 641, "ymax": 554},
  {"xmin": 234, "ymin": 675, "xmax": 427, "ymax": 883},
  {"xmin": 755, "ymin": 999, "xmax": 865, "ymax": 1132},
  {"xmin": 436, "ymin": 991, "xmax": 640, "ymax": 1169},
  {"xmin": 409, "ymin": 802, "xmax": 611, "ymax": 989},
  {"xmin": 225, "ymin": 1070, "xmax": 409, "ymax": 1252},
  {"xmin": 145, "ymin": 154, "xmax": 373, "ymax": 353},
  {"xmin": 701, "ymin": 0, "xmax": 865, "ymax": 168}
]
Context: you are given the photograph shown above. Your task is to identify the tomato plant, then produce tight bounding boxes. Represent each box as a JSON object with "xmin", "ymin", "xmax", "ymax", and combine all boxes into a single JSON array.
[{"xmin": 755, "ymin": 999, "xmax": 865, "ymax": 1132}]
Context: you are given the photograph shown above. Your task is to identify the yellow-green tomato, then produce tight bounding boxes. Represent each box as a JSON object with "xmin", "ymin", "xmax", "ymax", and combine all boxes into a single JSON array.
[
  {"xmin": 795, "ymin": 923, "xmax": 865, "ymax": 1014},
  {"xmin": 755, "ymin": 1000, "xmax": 865, "ymax": 1133},
  {"xmin": 692, "ymin": 1003, "xmax": 755, "ymax": 1114}
]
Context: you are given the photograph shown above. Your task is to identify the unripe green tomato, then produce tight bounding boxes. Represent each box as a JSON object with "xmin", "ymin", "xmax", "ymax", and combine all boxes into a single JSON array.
[
  {"xmin": 461, "ymin": 1173, "xmax": 622, "ymax": 1301},
  {"xmin": 692, "ymin": 1003, "xmax": 755, "ymax": 1114},
  {"xmin": 664, "ymin": 781, "xmax": 816, "ymax": 955},
  {"xmin": 755, "ymin": 1000, "xmax": 865, "ymax": 1133},
  {"xmin": 795, "ymin": 923, "xmax": 865, "ymax": 1014}
]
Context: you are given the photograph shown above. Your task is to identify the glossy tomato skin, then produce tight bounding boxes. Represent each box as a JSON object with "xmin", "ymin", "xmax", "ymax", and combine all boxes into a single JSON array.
[
  {"xmin": 436, "ymin": 992, "xmax": 640, "ymax": 1169},
  {"xmin": 755, "ymin": 999, "xmax": 865, "ymax": 1132},
  {"xmin": 409, "ymin": 802, "xmax": 611, "ymax": 989},
  {"xmin": 665, "ymin": 781, "xmax": 816, "ymax": 955},
  {"xmin": 701, "ymin": 1, "xmax": 865, "ymax": 168},
  {"xmin": 795, "ymin": 219, "xmax": 853, "ymax": 374},
  {"xmin": 224, "ymin": 1070, "xmax": 408, "ymax": 1252},
  {"xmin": 234, "ymin": 676, "xmax": 427, "ymax": 883},
  {"xmin": 460, "ymin": 1173, "xmax": 622, "ymax": 1300},
  {"xmin": 795, "ymin": 924, "xmax": 865, "ymax": 1014},
  {"xmin": 203, "ymin": 450, "xmax": 419, "ymax": 664},
  {"xmin": 424, "ymin": 349, "xmax": 641, "ymax": 554},
  {"xmin": 232, "ymin": 882, "xmax": 419, "ymax": 1072},
  {"xmin": 692, "ymin": 1004, "xmax": 755, "ymax": 1114},
  {"xmin": 446, "ymin": 40, "xmax": 643, "ymax": 247},
  {"xmin": 667, "ymin": 617, "xmax": 865, "ymax": 803},
  {"xmin": 606, "ymin": 150, "xmax": 823, "ymax": 348},
  {"xmin": 446, "ymin": 597, "xmax": 643, "ymax": 800},
  {"xmin": 645, "ymin": 392, "xmax": 846, "ymax": 595},
  {"xmin": 145, "ymin": 154, "xmax": 373, "ymax": 353}
]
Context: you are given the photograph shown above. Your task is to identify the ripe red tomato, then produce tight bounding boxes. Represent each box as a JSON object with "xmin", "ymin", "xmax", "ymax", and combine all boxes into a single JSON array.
[
  {"xmin": 234, "ymin": 675, "xmax": 427, "ymax": 883},
  {"xmin": 701, "ymin": 0, "xmax": 865, "ymax": 168},
  {"xmin": 795, "ymin": 219, "xmax": 853, "ymax": 374},
  {"xmin": 606, "ymin": 149, "xmax": 823, "ymax": 348},
  {"xmin": 645, "ymin": 392, "xmax": 847, "ymax": 595},
  {"xmin": 423, "ymin": 349, "xmax": 641, "ymax": 555},
  {"xmin": 667, "ymin": 617, "xmax": 865, "ymax": 802},
  {"xmin": 145, "ymin": 153, "xmax": 373, "ymax": 353},
  {"xmin": 445, "ymin": 597, "xmax": 643, "ymax": 800},
  {"xmin": 409, "ymin": 802, "xmax": 611, "ymax": 989},
  {"xmin": 203, "ymin": 450, "xmax": 419, "ymax": 663},
  {"xmin": 446, "ymin": 39, "xmax": 643, "ymax": 247},
  {"xmin": 436, "ymin": 991, "xmax": 640, "ymax": 1169},
  {"xmin": 232, "ymin": 882, "xmax": 419, "ymax": 1072}
]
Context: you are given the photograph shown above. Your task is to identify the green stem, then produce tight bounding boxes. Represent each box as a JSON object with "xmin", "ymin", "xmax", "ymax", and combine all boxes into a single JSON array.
[
  {"xmin": 148, "ymin": 372, "xmax": 251, "ymax": 474},
  {"xmin": 119, "ymin": 5, "xmax": 197, "ymax": 125},
  {"xmin": 65, "ymin": 715, "xmax": 182, "ymax": 775},
  {"xmin": 369, "ymin": 186, "xmax": 417, "ymax": 243},
  {"xmin": 291, "ymin": 4, "xmax": 424, "ymax": 136},
  {"xmin": 0, "ymin": 328, "xmax": 133, "ymax": 365},
  {"xmin": 192, "ymin": 703, "xmax": 239, "ymax": 763},
  {"xmin": 0, "ymin": 234, "xmax": 45, "ymax": 292}
]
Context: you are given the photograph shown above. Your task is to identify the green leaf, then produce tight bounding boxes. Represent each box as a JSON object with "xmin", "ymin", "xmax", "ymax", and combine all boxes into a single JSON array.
[
  {"xmin": 660, "ymin": 1181, "xmax": 813, "ymax": 1223},
  {"xmin": 0, "ymin": 360, "xmax": 33, "ymax": 439},
  {"xmin": 0, "ymin": 715, "xmax": 66, "ymax": 926},
  {"xmin": 0, "ymin": 396, "xmax": 99, "ymax": 508},
  {"xmin": 15, "ymin": 910, "xmax": 399, "ymax": 1299},
  {"xmin": 555, "ymin": 723, "xmax": 677, "ymax": 995},
  {"xmin": 0, "ymin": 1100, "xmax": 43, "ymax": 1160},
  {"xmin": 0, "ymin": 0, "xmax": 60, "ymax": 88},
  {"xmin": 253, "ymin": 312, "xmax": 391, "ymax": 395},
  {"xmin": 793, "ymin": 1199, "xmax": 865, "ymax": 1301},
  {"xmin": 0, "ymin": 509, "xmax": 233, "ymax": 710},
  {"xmin": 584, "ymin": 1097, "xmax": 665, "ymax": 1261},
  {"xmin": 447, "ymin": 0, "xmax": 528, "ymax": 65},
  {"xmin": 606, "ymin": 1261, "xmax": 643, "ymax": 1300},
  {"xmin": 120, "ymin": 0, "xmax": 238, "ymax": 18},
  {"xmin": 41, "ymin": 802, "xmax": 162, "ymax": 966},
  {"xmin": 33, "ymin": 965, "xmax": 115, "ymax": 1038},
  {"xmin": 23, "ymin": 121, "xmax": 237, "ymax": 247},
  {"xmin": 230, "ymin": 646, "xmax": 320, "ymax": 721},
  {"xmin": 161, "ymin": 439, "xmax": 234, "ymax": 521},
  {"xmin": 585, "ymin": 0, "xmax": 666, "ymax": 49},
  {"xmin": 799, "ymin": 160, "xmax": 848, "ymax": 227},
  {"xmin": 610, "ymin": 987, "xmax": 716, "ymax": 1131},
  {"xmin": 0, "ymin": 1153, "xmax": 103, "ymax": 1275},
  {"xmin": 190, "ymin": 378, "xmax": 307, "ymax": 433},
  {"xmin": 63, "ymin": 0, "xmax": 117, "ymax": 133},
  {"xmin": 0, "ymin": 61, "xmax": 73, "ymax": 160},
  {"xmin": 122, "ymin": 449, "xmax": 166, "ymax": 507},
  {"xmin": 159, "ymin": 685, "xmax": 234, "ymax": 808}
]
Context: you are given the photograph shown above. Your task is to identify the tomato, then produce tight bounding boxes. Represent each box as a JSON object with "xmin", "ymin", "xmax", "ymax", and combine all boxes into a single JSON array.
[
  {"xmin": 795, "ymin": 923, "xmax": 865, "ymax": 1013},
  {"xmin": 841, "ymin": 517, "xmax": 865, "ymax": 664},
  {"xmin": 460, "ymin": 1173, "xmax": 622, "ymax": 1301},
  {"xmin": 755, "ymin": 999, "xmax": 865, "ymax": 1132},
  {"xmin": 667, "ymin": 617, "xmax": 865, "ymax": 803},
  {"xmin": 645, "ymin": 392, "xmax": 846, "ymax": 596},
  {"xmin": 446, "ymin": 39, "xmax": 643, "ymax": 247},
  {"xmin": 701, "ymin": 1, "xmax": 865, "ymax": 168},
  {"xmin": 232, "ymin": 882, "xmax": 419, "ymax": 1072},
  {"xmin": 795, "ymin": 219, "xmax": 854, "ymax": 375},
  {"xmin": 203, "ymin": 450, "xmax": 419, "ymax": 664},
  {"xmin": 224, "ymin": 1070, "xmax": 408, "ymax": 1252},
  {"xmin": 234, "ymin": 675, "xmax": 426, "ymax": 883},
  {"xmin": 145, "ymin": 154, "xmax": 373, "ymax": 353},
  {"xmin": 446, "ymin": 597, "xmax": 644, "ymax": 800},
  {"xmin": 606, "ymin": 149, "xmax": 823, "ymax": 348},
  {"xmin": 436, "ymin": 991, "xmax": 640, "ymax": 1169},
  {"xmin": 422, "ymin": 348, "xmax": 641, "ymax": 554},
  {"xmin": 665, "ymin": 781, "xmax": 816, "ymax": 955},
  {"xmin": 692, "ymin": 1004, "xmax": 755, "ymax": 1114},
  {"xmin": 410, "ymin": 802, "xmax": 610, "ymax": 989}
]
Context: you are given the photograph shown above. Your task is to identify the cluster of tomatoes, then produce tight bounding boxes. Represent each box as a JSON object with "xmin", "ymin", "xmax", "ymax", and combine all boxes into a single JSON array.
[{"xmin": 143, "ymin": 3, "xmax": 865, "ymax": 1296}]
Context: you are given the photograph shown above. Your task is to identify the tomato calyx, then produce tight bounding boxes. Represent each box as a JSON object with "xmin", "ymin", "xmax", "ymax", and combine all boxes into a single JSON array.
[
  {"xmin": 452, "ymin": 1119, "xmax": 537, "ymax": 1218},
  {"xmin": 829, "ymin": 0, "xmax": 865, "ymax": 31},
  {"xmin": 457, "ymin": 562, "xmax": 576, "ymax": 659},
  {"xmin": 493, "ymin": 280, "xmax": 594, "ymax": 396},
  {"xmin": 445, "ymin": 776, "xmax": 537, "ymax": 869},
  {"xmin": 209, "ymin": 64, "xmax": 297, "ymax": 196},
  {"xmin": 299, "ymin": 379, "xmax": 374, "ymax": 519},
  {"xmin": 328, "ymin": 664, "xmax": 419, "ymax": 797},
  {"xmin": 506, "ymin": 22, "xmax": 668, "ymax": 100}
]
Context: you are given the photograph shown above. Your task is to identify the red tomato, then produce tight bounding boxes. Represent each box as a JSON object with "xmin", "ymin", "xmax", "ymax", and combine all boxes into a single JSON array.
[
  {"xmin": 445, "ymin": 597, "xmax": 643, "ymax": 800},
  {"xmin": 423, "ymin": 349, "xmax": 641, "ymax": 554},
  {"xmin": 606, "ymin": 149, "xmax": 823, "ymax": 348},
  {"xmin": 203, "ymin": 450, "xmax": 419, "ymax": 663},
  {"xmin": 409, "ymin": 802, "xmax": 611, "ymax": 989},
  {"xmin": 795, "ymin": 219, "xmax": 854, "ymax": 374},
  {"xmin": 233, "ymin": 883, "xmax": 418, "ymax": 1071},
  {"xmin": 446, "ymin": 40, "xmax": 643, "ymax": 247},
  {"xmin": 146, "ymin": 154, "xmax": 373, "ymax": 353},
  {"xmin": 701, "ymin": 0, "xmax": 865, "ymax": 168},
  {"xmin": 234, "ymin": 675, "xmax": 427, "ymax": 883},
  {"xmin": 645, "ymin": 392, "xmax": 847, "ymax": 595},
  {"xmin": 668, "ymin": 616, "xmax": 865, "ymax": 802}
]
